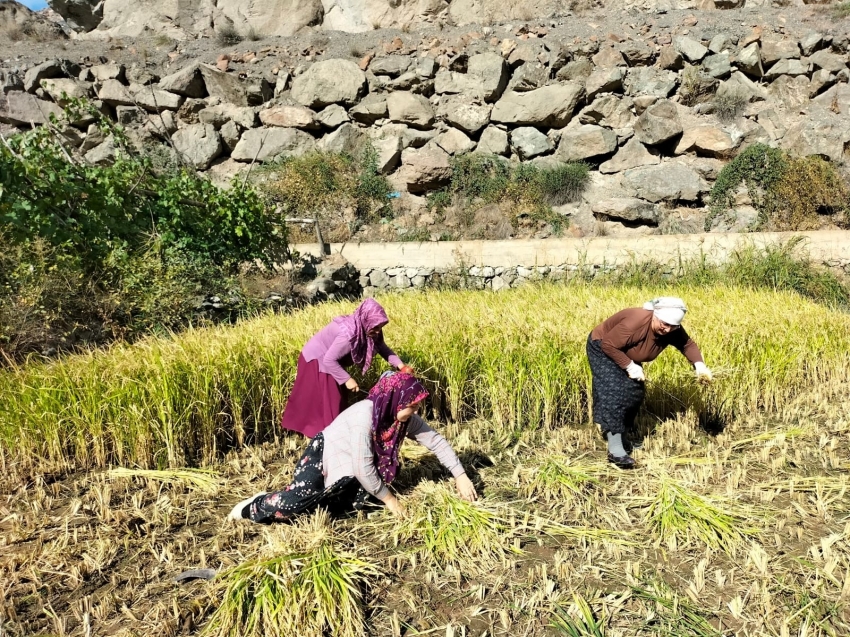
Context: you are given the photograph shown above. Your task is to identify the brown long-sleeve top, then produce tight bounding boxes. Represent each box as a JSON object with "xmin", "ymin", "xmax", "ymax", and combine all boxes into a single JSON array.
[{"xmin": 590, "ymin": 308, "xmax": 704, "ymax": 369}]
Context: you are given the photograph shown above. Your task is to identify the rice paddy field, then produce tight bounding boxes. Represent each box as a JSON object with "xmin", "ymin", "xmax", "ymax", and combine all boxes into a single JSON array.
[{"xmin": 2, "ymin": 283, "xmax": 850, "ymax": 636}]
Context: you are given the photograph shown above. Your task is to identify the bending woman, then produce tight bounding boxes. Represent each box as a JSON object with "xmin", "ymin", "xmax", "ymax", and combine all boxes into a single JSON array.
[
  {"xmin": 587, "ymin": 297, "xmax": 713, "ymax": 469},
  {"xmin": 229, "ymin": 372, "xmax": 477, "ymax": 523},
  {"xmin": 281, "ymin": 298, "xmax": 410, "ymax": 439}
]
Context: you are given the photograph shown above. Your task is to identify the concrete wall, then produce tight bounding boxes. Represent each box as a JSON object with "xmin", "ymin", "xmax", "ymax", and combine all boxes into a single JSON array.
[
  {"xmin": 295, "ymin": 231, "xmax": 850, "ymax": 269},
  {"xmin": 292, "ymin": 230, "xmax": 850, "ymax": 294}
]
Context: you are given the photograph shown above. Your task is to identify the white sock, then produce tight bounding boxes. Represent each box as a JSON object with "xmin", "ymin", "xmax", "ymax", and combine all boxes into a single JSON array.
[{"xmin": 606, "ymin": 432, "xmax": 627, "ymax": 457}]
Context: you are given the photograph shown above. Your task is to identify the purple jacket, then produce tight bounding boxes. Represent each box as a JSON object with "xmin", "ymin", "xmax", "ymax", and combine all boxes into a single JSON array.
[{"xmin": 302, "ymin": 321, "xmax": 402, "ymax": 385}]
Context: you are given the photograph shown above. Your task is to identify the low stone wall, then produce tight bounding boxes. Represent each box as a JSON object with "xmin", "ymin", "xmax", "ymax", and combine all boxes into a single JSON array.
[{"xmin": 294, "ymin": 230, "xmax": 850, "ymax": 293}]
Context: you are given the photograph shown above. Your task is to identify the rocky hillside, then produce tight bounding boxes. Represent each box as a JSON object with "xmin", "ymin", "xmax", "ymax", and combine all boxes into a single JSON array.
[
  {"xmin": 2, "ymin": 2, "xmax": 850, "ymax": 241},
  {"xmin": 42, "ymin": 0, "xmax": 850, "ymax": 39}
]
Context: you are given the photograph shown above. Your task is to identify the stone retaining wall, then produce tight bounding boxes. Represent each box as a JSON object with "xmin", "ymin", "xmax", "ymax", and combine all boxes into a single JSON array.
[{"xmin": 294, "ymin": 230, "xmax": 850, "ymax": 293}]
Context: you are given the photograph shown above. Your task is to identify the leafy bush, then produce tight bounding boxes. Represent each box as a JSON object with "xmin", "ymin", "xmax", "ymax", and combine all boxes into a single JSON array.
[
  {"xmin": 259, "ymin": 148, "xmax": 392, "ymax": 228},
  {"xmin": 770, "ymin": 156, "xmax": 850, "ymax": 229},
  {"xmin": 708, "ymin": 143, "xmax": 787, "ymax": 221},
  {"xmin": 707, "ymin": 143, "xmax": 850, "ymax": 231},
  {"xmin": 0, "ymin": 100, "xmax": 282, "ymax": 359}
]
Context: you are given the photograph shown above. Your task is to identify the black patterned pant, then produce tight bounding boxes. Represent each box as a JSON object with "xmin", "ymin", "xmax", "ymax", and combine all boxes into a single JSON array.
[
  {"xmin": 248, "ymin": 433, "xmax": 376, "ymax": 524},
  {"xmin": 586, "ymin": 336, "xmax": 646, "ymax": 435}
]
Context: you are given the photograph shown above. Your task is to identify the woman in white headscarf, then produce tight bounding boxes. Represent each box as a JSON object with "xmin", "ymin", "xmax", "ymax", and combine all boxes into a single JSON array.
[{"xmin": 586, "ymin": 297, "xmax": 713, "ymax": 468}]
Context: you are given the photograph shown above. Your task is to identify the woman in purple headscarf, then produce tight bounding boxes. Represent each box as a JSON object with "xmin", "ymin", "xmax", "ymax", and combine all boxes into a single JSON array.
[
  {"xmin": 228, "ymin": 373, "xmax": 477, "ymax": 523},
  {"xmin": 281, "ymin": 298, "xmax": 412, "ymax": 439}
]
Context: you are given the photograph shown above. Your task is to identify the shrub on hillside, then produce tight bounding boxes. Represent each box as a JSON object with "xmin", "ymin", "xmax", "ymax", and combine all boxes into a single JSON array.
[
  {"xmin": 258, "ymin": 148, "xmax": 393, "ymax": 241},
  {"xmin": 427, "ymin": 154, "xmax": 589, "ymax": 230},
  {"xmin": 706, "ymin": 143, "xmax": 850, "ymax": 231}
]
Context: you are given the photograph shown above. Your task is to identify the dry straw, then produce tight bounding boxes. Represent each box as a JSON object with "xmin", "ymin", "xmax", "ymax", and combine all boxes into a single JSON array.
[{"xmin": 3, "ymin": 284, "xmax": 850, "ymax": 470}]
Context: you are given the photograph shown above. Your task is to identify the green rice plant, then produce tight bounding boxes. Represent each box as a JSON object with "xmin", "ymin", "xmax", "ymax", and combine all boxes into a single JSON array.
[
  {"xmin": 629, "ymin": 578, "xmax": 721, "ymax": 637},
  {"xmin": 551, "ymin": 594, "xmax": 606, "ymax": 636},
  {"xmin": 204, "ymin": 522, "xmax": 380, "ymax": 637},
  {"xmin": 106, "ymin": 467, "xmax": 220, "ymax": 493},
  {"xmin": 645, "ymin": 474, "xmax": 757, "ymax": 554},
  {"xmin": 519, "ymin": 458, "xmax": 603, "ymax": 503},
  {"xmin": 4, "ymin": 283, "xmax": 850, "ymax": 471},
  {"xmin": 385, "ymin": 482, "xmax": 520, "ymax": 570}
]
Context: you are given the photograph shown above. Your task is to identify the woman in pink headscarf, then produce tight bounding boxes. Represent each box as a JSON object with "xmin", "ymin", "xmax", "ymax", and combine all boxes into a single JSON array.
[{"xmin": 280, "ymin": 299, "xmax": 411, "ymax": 438}]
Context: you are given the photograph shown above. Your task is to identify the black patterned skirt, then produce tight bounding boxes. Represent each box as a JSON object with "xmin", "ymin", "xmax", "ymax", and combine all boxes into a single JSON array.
[
  {"xmin": 247, "ymin": 433, "xmax": 376, "ymax": 524},
  {"xmin": 586, "ymin": 335, "xmax": 645, "ymax": 435}
]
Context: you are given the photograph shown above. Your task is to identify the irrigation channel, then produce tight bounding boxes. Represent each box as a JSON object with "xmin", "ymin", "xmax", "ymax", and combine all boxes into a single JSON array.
[{"xmin": 2, "ymin": 283, "xmax": 850, "ymax": 636}]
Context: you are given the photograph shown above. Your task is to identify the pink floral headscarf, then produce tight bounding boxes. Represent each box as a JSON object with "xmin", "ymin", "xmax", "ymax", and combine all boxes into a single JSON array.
[
  {"xmin": 333, "ymin": 299, "xmax": 390, "ymax": 374},
  {"xmin": 367, "ymin": 372, "xmax": 428, "ymax": 484}
]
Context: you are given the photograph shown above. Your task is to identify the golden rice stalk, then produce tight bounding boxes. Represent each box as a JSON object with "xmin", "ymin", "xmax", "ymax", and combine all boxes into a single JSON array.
[{"xmin": 106, "ymin": 467, "xmax": 221, "ymax": 493}]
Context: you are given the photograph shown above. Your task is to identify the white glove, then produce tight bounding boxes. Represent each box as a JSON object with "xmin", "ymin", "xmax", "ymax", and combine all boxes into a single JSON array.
[
  {"xmin": 694, "ymin": 362, "xmax": 713, "ymax": 382},
  {"xmin": 626, "ymin": 361, "xmax": 645, "ymax": 382}
]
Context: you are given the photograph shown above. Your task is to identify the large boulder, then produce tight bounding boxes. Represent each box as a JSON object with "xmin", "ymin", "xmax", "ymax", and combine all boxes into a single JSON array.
[
  {"xmin": 0, "ymin": 91, "xmax": 64, "ymax": 126},
  {"xmin": 510, "ymin": 127, "xmax": 552, "ymax": 160},
  {"xmin": 172, "ymin": 123, "xmax": 223, "ymax": 170},
  {"xmin": 259, "ymin": 104, "xmax": 319, "ymax": 129},
  {"xmin": 23, "ymin": 59, "xmax": 81, "ymax": 93},
  {"xmin": 599, "ymin": 138, "xmax": 660, "ymax": 174},
  {"xmin": 199, "ymin": 104, "xmax": 259, "ymax": 129},
  {"xmin": 159, "ymin": 64, "xmax": 206, "ymax": 99},
  {"xmin": 397, "ymin": 145, "xmax": 452, "ymax": 193},
  {"xmin": 40, "ymin": 78, "xmax": 93, "ymax": 106},
  {"xmin": 199, "ymin": 65, "xmax": 273, "ymax": 107},
  {"xmin": 129, "ymin": 83, "xmax": 184, "ymax": 112},
  {"xmin": 674, "ymin": 125, "xmax": 738, "ymax": 158},
  {"xmin": 434, "ymin": 52, "xmax": 509, "ymax": 103},
  {"xmin": 214, "ymin": 0, "xmax": 323, "ymax": 37},
  {"xmin": 736, "ymin": 43, "xmax": 764, "ymax": 78},
  {"xmin": 319, "ymin": 123, "xmax": 367, "ymax": 155},
  {"xmin": 369, "ymin": 56, "xmax": 411, "ymax": 78},
  {"xmin": 556, "ymin": 124, "xmax": 617, "ymax": 162},
  {"xmin": 490, "ymin": 83, "xmax": 584, "ymax": 128},
  {"xmin": 291, "ymin": 59, "xmax": 367, "ymax": 109},
  {"xmin": 622, "ymin": 162, "xmax": 703, "ymax": 203},
  {"xmin": 386, "ymin": 92, "xmax": 435, "ymax": 130},
  {"xmin": 585, "ymin": 67, "xmax": 624, "ymax": 100},
  {"xmin": 592, "ymin": 197, "xmax": 660, "ymax": 224},
  {"xmin": 349, "ymin": 94, "xmax": 388, "ymax": 125},
  {"xmin": 808, "ymin": 50, "xmax": 849, "ymax": 74},
  {"xmin": 438, "ymin": 96, "xmax": 491, "ymax": 135},
  {"xmin": 231, "ymin": 127, "xmax": 316, "ymax": 162},
  {"xmin": 633, "ymin": 99, "xmax": 682, "ymax": 146},
  {"xmin": 624, "ymin": 68, "xmax": 678, "ymax": 98},
  {"xmin": 48, "ymin": 0, "xmax": 103, "ymax": 31},
  {"xmin": 781, "ymin": 106, "xmax": 850, "ymax": 164},
  {"xmin": 674, "ymin": 36, "xmax": 708, "ymax": 63},
  {"xmin": 436, "ymin": 127, "xmax": 476, "ymax": 155},
  {"xmin": 477, "ymin": 126, "xmax": 509, "ymax": 156}
]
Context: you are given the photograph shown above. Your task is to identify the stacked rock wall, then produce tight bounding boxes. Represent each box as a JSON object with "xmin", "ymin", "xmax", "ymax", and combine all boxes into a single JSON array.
[{"xmin": 2, "ymin": 16, "xmax": 850, "ymax": 238}]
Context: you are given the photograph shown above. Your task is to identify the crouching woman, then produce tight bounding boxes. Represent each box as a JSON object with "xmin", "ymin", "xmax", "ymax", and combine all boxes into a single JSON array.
[
  {"xmin": 587, "ymin": 297, "xmax": 713, "ymax": 469},
  {"xmin": 229, "ymin": 373, "xmax": 477, "ymax": 523}
]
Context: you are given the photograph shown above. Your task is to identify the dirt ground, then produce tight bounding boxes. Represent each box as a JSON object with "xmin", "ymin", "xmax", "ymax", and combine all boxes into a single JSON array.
[{"xmin": 2, "ymin": 383, "xmax": 850, "ymax": 636}]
